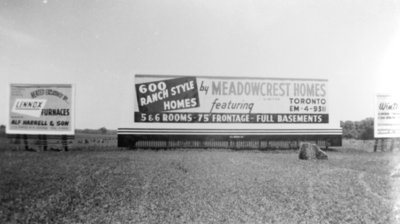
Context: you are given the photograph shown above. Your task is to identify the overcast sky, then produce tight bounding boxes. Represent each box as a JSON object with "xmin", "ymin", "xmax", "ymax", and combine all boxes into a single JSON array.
[{"xmin": 1, "ymin": 0, "xmax": 399, "ymax": 129}]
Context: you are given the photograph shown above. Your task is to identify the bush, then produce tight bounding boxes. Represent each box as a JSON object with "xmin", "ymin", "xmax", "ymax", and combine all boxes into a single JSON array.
[{"xmin": 341, "ymin": 118, "xmax": 374, "ymax": 140}]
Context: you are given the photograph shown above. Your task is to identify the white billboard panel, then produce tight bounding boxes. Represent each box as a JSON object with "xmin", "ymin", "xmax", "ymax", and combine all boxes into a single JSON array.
[
  {"xmin": 6, "ymin": 84, "xmax": 75, "ymax": 135},
  {"xmin": 127, "ymin": 74, "xmax": 337, "ymax": 130},
  {"xmin": 375, "ymin": 94, "xmax": 400, "ymax": 138}
]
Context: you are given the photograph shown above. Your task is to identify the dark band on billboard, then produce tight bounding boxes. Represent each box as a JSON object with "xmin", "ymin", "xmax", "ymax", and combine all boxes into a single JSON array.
[{"xmin": 135, "ymin": 112, "xmax": 328, "ymax": 123}]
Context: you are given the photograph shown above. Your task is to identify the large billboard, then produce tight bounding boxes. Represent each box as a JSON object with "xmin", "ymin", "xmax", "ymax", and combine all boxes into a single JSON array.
[
  {"xmin": 375, "ymin": 94, "xmax": 400, "ymax": 138},
  {"xmin": 133, "ymin": 75, "xmax": 329, "ymax": 124},
  {"xmin": 7, "ymin": 84, "xmax": 75, "ymax": 135}
]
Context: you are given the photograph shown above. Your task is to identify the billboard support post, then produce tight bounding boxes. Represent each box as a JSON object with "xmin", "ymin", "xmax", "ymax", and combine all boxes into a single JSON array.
[
  {"xmin": 374, "ymin": 139, "xmax": 378, "ymax": 152},
  {"xmin": 382, "ymin": 139, "xmax": 386, "ymax": 151},
  {"xmin": 39, "ymin": 135, "xmax": 48, "ymax": 151},
  {"xmin": 23, "ymin": 135, "xmax": 28, "ymax": 151},
  {"xmin": 62, "ymin": 135, "xmax": 69, "ymax": 151},
  {"xmin": 390, "ymin": 138, "xmax": 395, "ymax": 151}
]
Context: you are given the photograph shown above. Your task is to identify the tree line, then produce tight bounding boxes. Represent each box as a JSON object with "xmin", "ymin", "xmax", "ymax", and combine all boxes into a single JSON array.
[
  {"xmin": 1, "ymin": 120, "xmax": 376, "ymax": 140},
  {"xmin": 340, "ymin": 117, "xmax": 374, "ymax": 140}
]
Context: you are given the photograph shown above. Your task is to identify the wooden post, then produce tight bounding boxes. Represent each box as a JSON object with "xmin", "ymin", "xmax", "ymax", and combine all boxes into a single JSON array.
[
  {"xmin": 43, "ymin": 135, "xmax": 48, "ymax": 151},
  {"xmin": 40, "ymin": 135, "xmax": 48, "ymax": 151},
  {"xmin": 373, "ymin": 138, "xmax": 378, "ymax": 152},
  {"xmin": 23, "ymin": 134, "xmax": 29, "ymax": 151},
  {"xmin": 62, "ymin": 135, "xmax": 69, "ymax": 151},
  {"xmin": 390, "ymin": 138, "xmax": 395, "ymax": 152},
  {"xmin": 15, "ymin": 134, "xmax": 21, "ymax": 150},
  {"xmin": 131, "ymin": 140, "xmax": 138, "ymax": 150}
]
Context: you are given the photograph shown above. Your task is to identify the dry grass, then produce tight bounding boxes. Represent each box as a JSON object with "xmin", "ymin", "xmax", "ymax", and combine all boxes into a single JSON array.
[
  {"xmin": 0, "ymin": 149, "xmax": 398, "ymax": 223},
  {"xmin": 342, "ymin": 138, "xmax": 400, "ymax": 153}
]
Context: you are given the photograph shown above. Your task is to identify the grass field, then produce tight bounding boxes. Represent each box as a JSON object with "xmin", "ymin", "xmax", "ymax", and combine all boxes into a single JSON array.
[{"xmin": 1, "ymin": 149, "xmax": 399, "ymax": 223}]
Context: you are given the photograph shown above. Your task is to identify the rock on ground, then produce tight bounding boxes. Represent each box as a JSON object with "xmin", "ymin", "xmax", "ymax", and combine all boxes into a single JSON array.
[{"xmin": 299, "ymin": 142, "xmax": 328, "ymax": 160}]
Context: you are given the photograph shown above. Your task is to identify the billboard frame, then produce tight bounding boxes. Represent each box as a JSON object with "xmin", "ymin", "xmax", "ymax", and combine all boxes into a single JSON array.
[
  {"xmin": 6, "ymin": 83, "xmax": 76, "ymax": 136},
  {"xmin": 118, "ymin": 74, "xmax": 342, "ymax": 148}
]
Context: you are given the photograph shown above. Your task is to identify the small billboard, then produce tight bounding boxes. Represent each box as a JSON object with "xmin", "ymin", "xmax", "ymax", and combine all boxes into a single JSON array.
[
  {"xmin": 6, "ymin": 84, "xmax": 75, "ymax": 135},
  {"xmin": 374, "ymin": 94, "xmax": 400, "ymax": 138}
]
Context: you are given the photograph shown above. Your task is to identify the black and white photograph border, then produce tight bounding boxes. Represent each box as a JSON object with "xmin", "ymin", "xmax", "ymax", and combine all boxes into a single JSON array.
[{"xmin": 1, "ymin": 0, "xmax": 400, "ymax": 223}]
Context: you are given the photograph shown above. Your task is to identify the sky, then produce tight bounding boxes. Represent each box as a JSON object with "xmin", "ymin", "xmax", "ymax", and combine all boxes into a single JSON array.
[{"xmin": 0, "ymin": 0, "xmax": 399, "ymax": 129}]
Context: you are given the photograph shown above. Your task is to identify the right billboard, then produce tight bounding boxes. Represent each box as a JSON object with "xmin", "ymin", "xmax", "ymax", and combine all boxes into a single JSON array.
[{"xmin": 375, "ymin": 94, "xmax": 400, "ymax": 138}]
